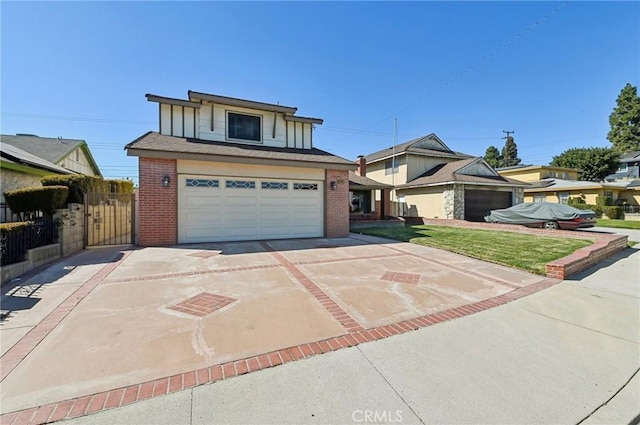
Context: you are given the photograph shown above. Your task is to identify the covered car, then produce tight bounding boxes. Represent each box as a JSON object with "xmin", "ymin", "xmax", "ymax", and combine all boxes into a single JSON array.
[{"xmin": 484, "ymin": 202, "xmax": 596, "ymax": 230}]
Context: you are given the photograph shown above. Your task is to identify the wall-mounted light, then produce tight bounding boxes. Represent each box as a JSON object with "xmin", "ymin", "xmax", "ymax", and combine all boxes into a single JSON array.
[
  {"xmin": 162, "ymin": 175, "xmax": 171, "ymax": 187},
  {"xmin": 330, "ymin": 181, "xmax": 337, "ymax": 190}
]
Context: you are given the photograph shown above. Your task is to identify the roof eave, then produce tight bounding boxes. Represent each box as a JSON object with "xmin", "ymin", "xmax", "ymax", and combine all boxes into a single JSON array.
[
  {"xmin": 146, "ymin": 94, "xmax": 202, "ymax": 108},
  {"xmin": 188, "ymin": 91, "xmax": 297, "ymax": 114},
  {"xmin": 126, "ymin": 147, "xmax": 356, "ymax": 171}
]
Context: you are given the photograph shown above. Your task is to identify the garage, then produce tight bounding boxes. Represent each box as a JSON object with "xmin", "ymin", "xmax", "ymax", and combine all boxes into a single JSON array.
[
  {"xmin": 464, "ymin": 190, "xmax": 512, "ymax": 222},
  {"xmin": 178, "ymin": 174, "xmax": 323, "ymax": 243}
]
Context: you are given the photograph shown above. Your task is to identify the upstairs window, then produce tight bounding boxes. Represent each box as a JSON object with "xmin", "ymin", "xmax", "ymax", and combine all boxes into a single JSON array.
[
  {"xmin": 617, "ymin": 163, "xmax": 628, "ymax": 173},
  {"xmin": 227, "ymin": 112, "xmax": 261, "ymax": 142},
  {"xmin": 385, "ymin": 159, "xmax": 399, "ymax": 175}
]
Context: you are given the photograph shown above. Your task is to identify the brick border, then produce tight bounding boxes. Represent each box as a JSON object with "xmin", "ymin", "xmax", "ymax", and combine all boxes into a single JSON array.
[
  {"xmin": 395, "ymin": 219, "xmax": 629, "ymax": 280},
  {"xmin": 0, "ymin": 277, "xmax": 558, "ymax": 425},
  {"xmin": 0, "ymin": 250, "xmax": 134, "ymax": 382},
  {"xmin": 259, "ymin": 241, "xmax": 364, "ymax": 333}
]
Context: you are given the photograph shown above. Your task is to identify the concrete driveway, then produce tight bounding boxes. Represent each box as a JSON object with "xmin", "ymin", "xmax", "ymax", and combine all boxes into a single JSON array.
[{"xmin": 0, "ymin": 235, "xmax": 556, "ymax": 424}]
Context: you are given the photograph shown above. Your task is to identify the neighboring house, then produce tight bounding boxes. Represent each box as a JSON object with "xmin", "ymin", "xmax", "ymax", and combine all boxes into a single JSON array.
[
  {"xmin": 497, "ymin": 164, "xmax": 636, "ymax": 206},
  {"xmin": 349, "ymin": 156, "xmax": 391, "ymax": 220},
  {"xmin": 605, "ymin": 151, "xmax": 640, "ymax": 182},
  {"xmin": 362, "ymin": 134, "xmax": 527, "ymax": 221},
  {"xmin": 1, "ymin": 143, "xmax": 75, "ymax": 208},
  {"xmin": 1, "ymin": 134, "xmax": 102, "ymax": 177},
  {"xmin": 125, "ymin": 90, "xmax": 355, "ymax": 245}
]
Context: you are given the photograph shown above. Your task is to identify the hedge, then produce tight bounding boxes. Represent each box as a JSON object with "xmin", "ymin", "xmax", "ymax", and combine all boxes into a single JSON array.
[
  {"xmin": 41, "ymin": 175, "xmax": 134, "ymax": 204},
  {"xmin": 568, "ymin": 202, "xmax": 603, "ymax": 217},
  {"xmin": 0, "ymin": 221, "xmax": 31, "ymax": 234},
  {"xmin": 602, "ymin": 206, "xmax": 623, "ymax": 219},
  {"xmin": 3, "ymin": 186, "xmax": 69, "ymax": 216}
]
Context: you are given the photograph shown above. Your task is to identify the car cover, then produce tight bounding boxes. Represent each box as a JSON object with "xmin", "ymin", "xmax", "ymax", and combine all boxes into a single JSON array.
[{"xmin": 484, "ymin": 203, "xmax": 593, "ymax": 224}]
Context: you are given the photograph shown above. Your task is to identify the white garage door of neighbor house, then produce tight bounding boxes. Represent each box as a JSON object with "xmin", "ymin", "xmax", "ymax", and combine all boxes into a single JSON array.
[{"xmin": 178, "ymin": 175, "xmax": 324, "ymax": 243}]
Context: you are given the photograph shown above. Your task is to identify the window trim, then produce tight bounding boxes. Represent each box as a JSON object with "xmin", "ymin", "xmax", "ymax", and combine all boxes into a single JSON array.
[{"xmin": 225, "ymin": 110, "xmax": 263, "ymax": 144}]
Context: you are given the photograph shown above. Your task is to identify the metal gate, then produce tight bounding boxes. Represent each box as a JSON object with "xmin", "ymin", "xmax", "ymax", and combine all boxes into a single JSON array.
[{"xmin": 84, "ymin": 192, "xmax": 135, "ymax": 246}]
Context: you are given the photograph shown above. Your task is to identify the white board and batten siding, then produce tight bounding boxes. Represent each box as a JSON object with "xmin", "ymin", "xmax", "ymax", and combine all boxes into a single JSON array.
[
  {"xmin": 159, "ymin": 102, "xmax": 313, "ymax": 148},
  {"xmin": 177, "ymin": 160, "xmax": 324, "ymax": 243},
  {"xmin": 160, "ymin": 104, "xmax": 197, "ymax": 138}
]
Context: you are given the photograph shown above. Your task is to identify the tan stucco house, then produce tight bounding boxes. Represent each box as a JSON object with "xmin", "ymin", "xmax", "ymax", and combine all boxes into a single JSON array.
[
  {"xmin": 497, "ymin": 164, "xmax": 637, "ymax": 206},
  {"xmin": 125, "ymin": 90, "xmax": 355, "ymax": 245},
  {"xmin": 361, "ymin": 134, "xmax": 526, "ymax": 221}
]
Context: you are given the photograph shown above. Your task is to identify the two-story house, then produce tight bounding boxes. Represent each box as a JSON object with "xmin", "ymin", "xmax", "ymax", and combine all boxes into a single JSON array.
[
  {"xmin": 125, "ymin": 90, "xmax": 355, "ymax": 245},
  {"xmin": 605, "ymin": 151, "xmax": 640, "ymax": 182},
  {"xmin": 362, "ymin": 134, "xmax": 526, "ymax": 221},
  {"xmin": 498, "ymin": 164, "xmax": 631, "ymax": 205}
]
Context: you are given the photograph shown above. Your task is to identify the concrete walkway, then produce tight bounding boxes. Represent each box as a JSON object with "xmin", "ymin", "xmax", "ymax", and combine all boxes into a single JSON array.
[
  {"xmin": 579, "ymin": 225, "xmax": 640, "ymax": 242},
  {"xmin": 54, "ymin": 246, "xmax": 640, "ymax": 425}
]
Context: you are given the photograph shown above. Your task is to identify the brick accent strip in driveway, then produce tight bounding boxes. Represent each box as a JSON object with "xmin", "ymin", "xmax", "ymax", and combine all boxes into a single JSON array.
[
  {"xmin": 0, "ymin": 250, "xmax": 134, "ymax": 383},
  {"xmin": 259, "ymin": 241, "xmax": 365, "ymax": 333},
  {"xmin": 0, "ymin": 275, "xmax": 558, "ymax": 425}
]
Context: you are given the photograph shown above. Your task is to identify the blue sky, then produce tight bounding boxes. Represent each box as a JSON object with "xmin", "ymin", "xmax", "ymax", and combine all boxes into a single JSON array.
[{"xmin": 2, "ymin": 1, "xmax": 638, "ymax": 185}]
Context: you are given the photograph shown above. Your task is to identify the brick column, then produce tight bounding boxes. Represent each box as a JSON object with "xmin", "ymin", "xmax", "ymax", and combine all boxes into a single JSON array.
[
  {"xmin": 325, "ymin": 169, "xmax": 349, "ymax": 238},
  {"xmin": 138, "ymin": 157, "xmax": 177, "ymax": 246}
]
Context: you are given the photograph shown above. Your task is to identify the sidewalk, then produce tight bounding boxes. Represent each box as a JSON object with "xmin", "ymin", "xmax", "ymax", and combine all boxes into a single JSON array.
[{"xmin": 57, "ymin": 246, "xmax": 640, "ymax": 425}]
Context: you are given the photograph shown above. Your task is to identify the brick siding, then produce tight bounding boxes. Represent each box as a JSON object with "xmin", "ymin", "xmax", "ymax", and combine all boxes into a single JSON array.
[
  {"xmin": 325, "ymin": 169, "xmax": 349, "ymax": 238},
  {"xmin": 138, "ymin": 158, "xmax": 177, "ymax": 246}
]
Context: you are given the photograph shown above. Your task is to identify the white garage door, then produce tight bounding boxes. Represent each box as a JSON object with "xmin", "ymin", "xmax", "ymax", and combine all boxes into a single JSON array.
[{"xmin": 178, "ymin": 175, "xmax": 324, "ymax": 243}]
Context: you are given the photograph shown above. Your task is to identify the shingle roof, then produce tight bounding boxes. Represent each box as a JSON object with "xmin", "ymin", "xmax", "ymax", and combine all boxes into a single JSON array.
[
  {"xmin": 1, "ymin": 143, "xmax": 74, "ymax": 174},
  {"xmin": 1, "ymin": 134, "xmax": 85, "ymax": 164},
  {"xmin": 398, "ymin": 158, "xmax": 526, "ymax": 188},
  {"xmin": 628, "ymin": 179, "xmax": 640, "ymax": 188},
  {"xmin": 364, "ymin": 133, "xmax": 472, "ymax": 163},
  {"xmin": 619, "ymin": 151, "xmax": 640, "ymax": 163},
  {"xmin": 527, "ymin": 178, "xmax": 630, "ymax": 191},
  {"xmin": 125, "ymin": 132, "xmax": 355, "ymax": 168},
  {"xmin": 349, "ymin": 171, "xmax": 392, "ymax": 189}
]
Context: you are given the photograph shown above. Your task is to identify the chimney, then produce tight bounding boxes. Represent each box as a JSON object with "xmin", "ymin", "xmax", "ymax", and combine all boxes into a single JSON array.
[{"xmin": 356, "ymin": 155, "xmax": 366, "ymax": 177}]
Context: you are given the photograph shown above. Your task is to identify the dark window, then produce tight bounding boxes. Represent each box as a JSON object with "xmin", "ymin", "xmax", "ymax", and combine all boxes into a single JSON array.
[
  {"xmin": 227, "ymin": 112, "xmax": 261, "ymax": 142},
  {"xmin": 385, "ymin": 159, "xmax": 399, "ymax": 175}
]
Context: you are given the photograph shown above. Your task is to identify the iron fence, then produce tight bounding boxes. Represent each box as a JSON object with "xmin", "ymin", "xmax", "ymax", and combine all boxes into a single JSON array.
[
  {"xmin": 1, "ymin": 217, "xmax": 59, "ymax": 266},
  {"xmin": 1, "ymin": 203, "xmax": 43, "ymax": 223},
  {"xmin": 622, "ymin": 205, "xmax": 640, "ymax": 214}
]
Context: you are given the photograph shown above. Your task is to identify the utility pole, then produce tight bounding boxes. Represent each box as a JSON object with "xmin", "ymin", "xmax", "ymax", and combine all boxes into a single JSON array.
[
  {"xmin": 502, "ymin": 130, "xmax": 515, "ymax": 167},
  {"xmin": 502, "ymin": 130, "xmax": 514, "ymax": 140}
]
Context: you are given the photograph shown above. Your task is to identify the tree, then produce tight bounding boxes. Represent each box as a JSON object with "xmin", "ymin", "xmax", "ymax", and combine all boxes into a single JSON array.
[
  {"xmin": 607, "ymin": 83, "xmax": 640, "ymax": 154},
  {"xmin": 501, "ymin": 136, "xmax": 521, "ymax": 167},
  {"xmin": 550, "ymin": 147, "xmax": 620, "ymax": 181},
  {"xmin": 484, "ymin": 146, "xmax": 503, "ymax": 168}
]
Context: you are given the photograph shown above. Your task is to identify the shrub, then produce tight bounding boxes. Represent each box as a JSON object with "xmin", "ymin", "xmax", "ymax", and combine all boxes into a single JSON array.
[
  {"xmin": 0, "ymin": 221, "xmax": 31, "ymax": 234},
  {"xmin": 568, "ymin": 197, "xmax": 586, "ymax": 205},
  {"xmin": 3, "ymin": 186, "xmax": 69, "ymax": 216},
  {"xmin": 570, "ymin": 203, "xmax": 602, "ymax": 217},
  {"xmin": 41, "ymin": 175, "xmax": 133, "ymax": 203},
  {"xmin": 602, "ymin": 206, "xmax": 623, "ymax": 219},
  {"xmin": 595, "ymin": 196, "xmax": 613, "ymax": 207},
  {"xmin": 108, "ymin": 179, "xmax": 134, "ymax": 194}
]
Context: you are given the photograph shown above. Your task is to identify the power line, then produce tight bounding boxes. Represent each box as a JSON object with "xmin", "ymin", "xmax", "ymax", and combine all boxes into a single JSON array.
[{"xmin": 1, "ymin": 112, "xmax": 154, "ymax": 125}]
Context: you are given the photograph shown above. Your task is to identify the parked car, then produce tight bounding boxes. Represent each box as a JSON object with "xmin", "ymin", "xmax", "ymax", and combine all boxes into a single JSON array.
[{"xmin": 484, "ymin": 202, "xmax": 596, "ymax": 230}]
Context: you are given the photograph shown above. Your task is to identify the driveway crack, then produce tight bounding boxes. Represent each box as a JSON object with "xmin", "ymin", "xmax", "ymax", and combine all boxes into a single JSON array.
[{"xmin": 357, "ymin": 346, "xmax": 426, "ymax": 425}]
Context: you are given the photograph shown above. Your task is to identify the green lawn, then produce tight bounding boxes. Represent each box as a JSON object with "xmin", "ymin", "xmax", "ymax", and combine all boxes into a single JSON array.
[
  {"xmin": 357, "ymin": 225, "xmax": 592, "ymax": 275},
  {"xmin": 596, "ymin": 219, "xmax": 640, "ymax": 230}
]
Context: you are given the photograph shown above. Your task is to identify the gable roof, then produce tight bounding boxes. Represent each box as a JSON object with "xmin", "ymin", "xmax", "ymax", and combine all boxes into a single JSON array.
[
  {"xmin": 619, "ymin": 151, "xmax": 640, "ymax": 163},
  {"xmin": 348, "ymin": 171, "xmax": 392, "ymax": 190},
  {"xmin": 0, "ymin": 134, "xmax": 102, "ymax": 176},
  {"xmin": 398, "ymin": 157, "xmax": 527, "ymax": 189},
  {"xmin": 125, "ymin": 132, "xmax": 355, "ymax": 170},
  {"xmin": 1, "ymin": 143, "xmax": 74, "ymax": 175},
  {"xmin": 364, "ymin": 133, "xmax": 472, "ymax": 163}
]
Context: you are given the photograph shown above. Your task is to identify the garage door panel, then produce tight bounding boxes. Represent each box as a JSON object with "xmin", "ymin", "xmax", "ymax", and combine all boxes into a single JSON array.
[
  {"xmin": 178, "ymin": 175, "xmax": 323, "ymax": 243},
  {"xmin": 464, "ymin": 190, "xmax": 512, "ymax": 222}
]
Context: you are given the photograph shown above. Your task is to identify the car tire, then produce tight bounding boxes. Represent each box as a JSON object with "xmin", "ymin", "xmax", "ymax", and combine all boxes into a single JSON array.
[{"xmin": 543, "ymin": 221, "xmax": 559, "ymax": 230}]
